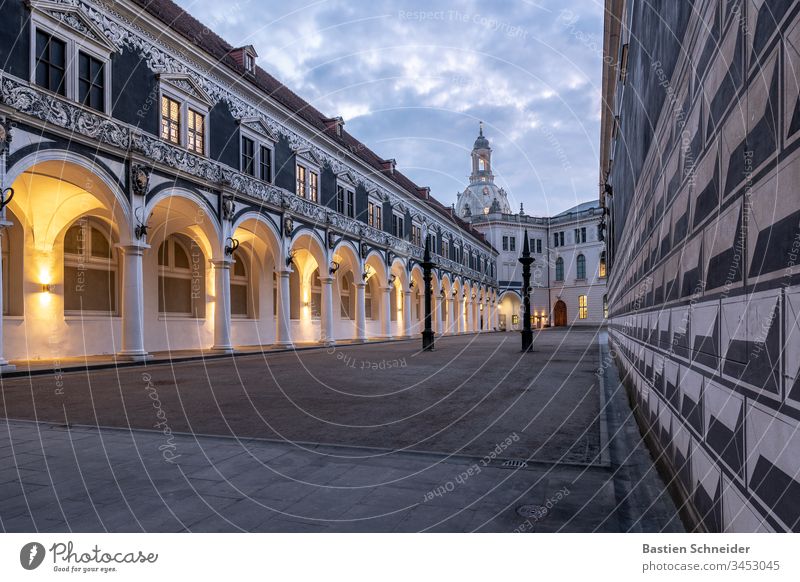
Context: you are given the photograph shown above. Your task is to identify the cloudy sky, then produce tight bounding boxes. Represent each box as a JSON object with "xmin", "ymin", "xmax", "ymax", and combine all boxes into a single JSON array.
[{"xmin": 174, "ymin": 0, "xmax": 604, "ymax": 215}]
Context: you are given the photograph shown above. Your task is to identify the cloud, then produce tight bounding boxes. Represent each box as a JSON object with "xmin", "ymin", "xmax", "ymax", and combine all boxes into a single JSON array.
[{"xmin": 173, "ymin": 0, "xmax": 603, "ymax": 214}]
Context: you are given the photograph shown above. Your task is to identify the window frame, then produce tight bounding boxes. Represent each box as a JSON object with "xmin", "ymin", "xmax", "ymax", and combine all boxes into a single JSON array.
[
  {"xmin": 29, "ymin": 15, "xmax": 113, "ymax": 115},
  {"xmin": 576, "ymin": 253, "xmax": 586, "ymax": 280},
  {"xmin": 555, "ymin": 257, "xmax": 564, "ymax": 282},
  {"xmin": 158, "ymin": 82, "xmax": 211, "ymax": 156},
  {"xmin": 294, "ymin": 150, "xmax": 321, "ymax": 203},
  {"xmin": 578, "ymin": 294, "xmax": 588, "ymax": 319},
  {"xmin": 368, "ymin": 197, "xmax": 382, "ymax": 230},
  {"xmin": 240, "ymin": 121, "xmax": 276, "ymax": 183},
  {"xmin": 62, "ymin": 217, "xmax": 119, "ymax": 316},
  {"xmin": 336, "ymin": 176, "xmax": 356, "ymax": 218}
]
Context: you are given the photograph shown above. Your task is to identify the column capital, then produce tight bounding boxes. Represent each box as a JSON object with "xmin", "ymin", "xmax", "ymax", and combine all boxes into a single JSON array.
[
  {"xmin": 210, "ymin": 258, "xmax": 233, "ymax": 269},
  {"xmin": 115, "ymin": 243, "xmax": 151, "ymax": 255}
]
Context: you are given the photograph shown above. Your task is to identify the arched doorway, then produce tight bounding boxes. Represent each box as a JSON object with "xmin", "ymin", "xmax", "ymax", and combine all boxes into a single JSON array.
[{"xmin": 554, "ymin": 300, "xmax": 567, "ymax": 327}]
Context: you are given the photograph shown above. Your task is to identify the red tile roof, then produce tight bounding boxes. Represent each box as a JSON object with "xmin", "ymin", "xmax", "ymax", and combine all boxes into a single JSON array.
[{"xmin": 128, "ymin": 0, "xmax": 490, "ymax": 246}]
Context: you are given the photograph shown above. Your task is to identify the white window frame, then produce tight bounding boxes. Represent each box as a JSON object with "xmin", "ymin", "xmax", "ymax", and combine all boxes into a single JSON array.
[
  {"xmin": 239, "ymin": 120, "xmax": 276, "ymax": 182},
  {"xmin": 29, "ymin": 11, "xmax": 113, "ymax": 115},
  {"xmin": 367, "ymin": 195, "xmax": 383, "ymax": 229},
  {"xmin": 295, "ymin": 150, "xmax": 321, "ymax": 203},
  {"xmin": 336, "ymin": 174, "xmax": 356, "ymax": 218},
  {"xmin": 392, "ymin": 211, "xmax": 405, "ymax": 239},
  {"xmin": 159, "ymin": 80, "xmax": 211, "ymax": 156}
]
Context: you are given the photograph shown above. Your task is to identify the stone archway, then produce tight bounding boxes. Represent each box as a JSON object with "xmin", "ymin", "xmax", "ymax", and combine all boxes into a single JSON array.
[{"xmin": 554, "ymin": 300, "xmax": 567, "ymax": 327}]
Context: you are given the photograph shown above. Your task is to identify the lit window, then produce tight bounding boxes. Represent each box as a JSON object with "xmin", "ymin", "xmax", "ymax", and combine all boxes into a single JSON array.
[
  {"xmin": 309, "ymin": 171, "xmax": 319, "ymax": 203},
  {"xmin": 579, "ymin": 295, "xmax": 587, "ymax": 319},
  {"xmin": 35, "ymin": 30, "xmax": 66, "ymax": 95},
  {"xmin": 78, "ymin": 52, "xmax": 104, "ymax": 112},
  {"xmin": 296, "ymin": 164, "xmax": 307, "ymax": 198},
  {"xmin": 187, "ymin": 109, "xmax": 205, "ymax": 155},
  {"xmin": 603, "ymin": 294, "xmax": 608, "ymax": 318},
  {"xmin": 368, "ymin": 201, "xmax": 381, "ymax": 229},
  {"xmin": 599, "ymin": 251, "xmax": 607, "ymax": 278},
  {"xmin": 161, "ymin": 95, "xmax": 181, "ymax": 144}
]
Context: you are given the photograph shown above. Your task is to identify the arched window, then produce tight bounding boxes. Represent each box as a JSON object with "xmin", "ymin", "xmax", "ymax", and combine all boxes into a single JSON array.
[
  {"xmin": 577, "ymin": 254, "xmax": 586, "ymax": 279},
  {"xmin": 230, "ymin": 251, "xmax": 251, "ymax": 318},
  {"xmin": 578, "ymin": 295, "xmax": 588, "ymax": 319},
  {"xmin": 63, "ymin": 218, "xmax": 117, "ymax": 314},
  {"xmin": 555, "ymin": 257, "xmax": 564, "ymax": 282},
  {"xmin": 310, "ymin": 268, "xmax": 321, "ymax": 319},
  {"xmin": 158, "ymin": 234, "xmax": 204, "ymax": 317},
  {"xmin": 599, "ymin": 251, "xmax": 607, "ymax": 278},
  {"xmin": 340, "ymin": 271, "xmax": 353, "ymax": 319}
]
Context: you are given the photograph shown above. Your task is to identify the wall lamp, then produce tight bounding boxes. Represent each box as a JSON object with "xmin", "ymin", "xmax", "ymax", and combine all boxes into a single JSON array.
[
  {"xmin": 409, "ymin": 280, "xmax": 416, "ymax": 289},
  {"xmin": 388, "ymin": 274, "xmax": 397, "ymax": 286},
  {"xmin": 286, "ymin": 249, "xmax": 297, "ymax": 268},
  {"xmin": 134, "ymin": 206, "xmax": 149, "ymax": 240},
  {"xmin": 224, "ymin": 237, "xmax": 240, "ymax": 256},
  {"xmin": 329, "ymin": 260, "xmax": 340, "ymax": 275},
  {"xmin": 0, "ymin": 187, "xmax": 14, "ymax": 211},
  {"xmin": 41, "ymin": 283, "xmax": 54, "ymax": 293}
]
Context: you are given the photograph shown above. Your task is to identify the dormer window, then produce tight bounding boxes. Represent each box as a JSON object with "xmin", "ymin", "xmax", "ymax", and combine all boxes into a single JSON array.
[
  {"xmin": 245, "ymin": 52, "xmax": 255, "ymax": 73},
  {"xmin": 230, "ymin": 45, "xmax": 258, "ymax": 76}
]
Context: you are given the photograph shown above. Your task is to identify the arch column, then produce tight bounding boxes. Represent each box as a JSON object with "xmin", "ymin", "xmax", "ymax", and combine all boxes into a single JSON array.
[
  {"xmin": 447, "ymin": 296, "xmax": 455, "ymax": 335},
  {"xmin": 459, "ymin": 295, "xmax": 466, "ymax": 333},
  {"xmin": 0, "ymin": 220, "xmax": 15, "ymax": 372},
  {"xmin": 354, "ymin": 282, "xmax": 367, "ymax": 342},
  {"xmin": 211, "ymin": 259, "xmax": 234, "ymax": 353},
  {"xmin": 276, "ymin": 269, "xmax": 293, "ymax": 347},
  {"xmin": 402, "ymin": 290, "xmax": 412, "ymax": 338},
  {"xmin": 320, "ymin": 276, "xmax": 335, "ymax": 346},
  {"xmin": 381, "ymin": 286, "xmax": 392, "ymax": 339},
  {"xmin": 117, "ymin": 244, "xmax": 152, "ymax": 361}
]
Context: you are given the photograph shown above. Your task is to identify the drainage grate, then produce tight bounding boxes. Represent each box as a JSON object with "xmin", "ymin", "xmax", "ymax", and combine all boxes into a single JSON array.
[
  {"xmin": 502, "ymin": 459, "xmax": 529, "ymax": 469},
  {"xmin": 517, "ymin": 504, "xmax": 548, "ymax": 520}
]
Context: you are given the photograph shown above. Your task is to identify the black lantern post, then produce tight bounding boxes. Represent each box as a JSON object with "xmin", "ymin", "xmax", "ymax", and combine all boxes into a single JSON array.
[
  {"xmin": 422, "ymin": 238, "xmax": 435, "ymax": 351},
  {"xmin": 519, "ymin": 229, "xmax": 534, "ymax": 352}
]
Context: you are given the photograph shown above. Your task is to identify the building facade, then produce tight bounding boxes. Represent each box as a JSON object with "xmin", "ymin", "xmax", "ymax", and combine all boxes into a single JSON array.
[
  {"xmin": 0, "ymin": 0, "xmax": 499, "ymax": 367},
  {"xmin": 601, "ymin": 0, "xmax": 800, "ymax": 532},
  {"xmin": 457, "ymin": 127, "xmax": 607, "ymax": 329}
]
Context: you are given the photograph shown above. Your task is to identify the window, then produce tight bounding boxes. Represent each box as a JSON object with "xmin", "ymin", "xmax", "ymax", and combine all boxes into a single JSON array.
[
  {"xmin": 230, "ymin": 251, "xmax": 251, "ymax": 317},
  {"xmin": 63, "ymin": 218, "xmax": 117, "ymax": 314},
  {"xmin": 259, "ymin": 146, "xmax": 273, "ymax": 182},
  {"xmin": 603, "ymin": 294, "xmax": 608, "ymax": 318},
  {"xmin": 428, "ymin": 233, "xmax": 438, "ymax": 255},
  {"xmin": 368, "ymin": 201, "xmax": 382, "ymax": 229},
  {"xmin": 502, "ymin": 236, "xmax": 508, "ymax": 251},
  {"xmin": 241, "ymin": 137, "xmax": 255, "ymax": 176},
  {"xmin": 555, "ymin": 257, "xmax": 564, "ymax": 281},
  {"xmin": 577, "ymin": 254, "xmax": 586, "ymax": 279},
  {"xmin": 340, "ymin": 272, "xmax": 353, "ymax": 318},
  {"xmin": 337, "ymin": 185, "xmax": 355, "ymax": 217},
  {"xmin": 158, "ymin": 235, "xmax": 205, "ymax": 317},
  {"xmin": 309, "ymin": 171, "xmax": 319, "ymax": 203},
  {"xmin": 161, "ymin": 95, "xmax": 181, "ymax": 145},
  {"xmin": 393, "ymin": 214, "xmax": 405, "ymax": 238},
  {"xmin": 35, "ymin": 30, "xmax": 66, "ymax": 95},
  {"xmin": 553, "ymin": 233, "xmax": 559, "ymax": 247},
  {"xmin": 574, "ymin": 227, "xmax": 587, "ymax": 244},
  {"xmin": 245, "ymin": 52, "xmax": 255, "ymax": 73},
  {"xmin": 578, "ymin": 295, "xmax": 587, "ymax": 319},
  {"xmin": 78, "ymin": 52, "xmax": 104, "ymax": 111},
  {"xmin": 509, "ymin": 237, "xmax": 516, "ymax": 252},
  {"xmin": 599, "ymin": 251, "xmax": 607, "ymax": 278},
  {"xmin": 310, "ymin": 269, "xmax": 321, "ymax": 318},
  {"xmin": 412, "ymin": 224, "xmax": 422, "ymax": 246},
  {"xmin": 536, "ymin": 239, "xmax": 542, "ymax": 254},
  {"xmin": 187, "ymin": 108, "xmax": 205, "ymax": 155},
  {"xmin": 296, "ymin": 164, "xmax": 307, "ymax": 197}
]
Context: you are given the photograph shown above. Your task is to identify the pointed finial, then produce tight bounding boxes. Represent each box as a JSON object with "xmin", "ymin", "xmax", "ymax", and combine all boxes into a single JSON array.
[
  {"xmin": 522, "ymin": 229, "xmax": 530, "ymax": 256},
  {"xmin": 479, "ymin": 121, "xmax": 484, "ymax": 136},
  {"xmin": 520, "ymin": 202, "xmax": 525, "ymax": 215}
]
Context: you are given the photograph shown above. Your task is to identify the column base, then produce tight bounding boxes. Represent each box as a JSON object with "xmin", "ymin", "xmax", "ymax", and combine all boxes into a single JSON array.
[
  {"xmin": 117, "ymin": 351, "xmax": 153, "ymax": 363},
  {"xmin": 353, "ymin": 337, "xmax": 367, "ymax": 344},
  {"xmin": 319, "ymin": 339, "xmax": 336, "ymax": 347},
  {"xmin": 275, "ymin": 341, "xmax": 294, "ymax": 349},
  {"xmin": 211, "ymin": 346, "xmax": 235, "ymax": 355}
]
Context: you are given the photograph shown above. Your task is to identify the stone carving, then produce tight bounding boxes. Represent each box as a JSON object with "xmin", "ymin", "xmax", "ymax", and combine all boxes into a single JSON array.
[
  {"xmin": 130, "ymin": 163, "xmax": 150, "ymax": 197},
  {"xmin": 283, "ymin": 216, "xmax": 294, "ymax": 237},
  {"xmin": 0, "ymin": 118, "xmax": 11, "ymax": 155}
]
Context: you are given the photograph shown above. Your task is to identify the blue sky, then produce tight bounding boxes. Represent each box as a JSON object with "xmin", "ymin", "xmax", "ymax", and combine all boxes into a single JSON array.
[{"xmin": 174, "ymin": 0, "xmax": 604, "ymax": 215}]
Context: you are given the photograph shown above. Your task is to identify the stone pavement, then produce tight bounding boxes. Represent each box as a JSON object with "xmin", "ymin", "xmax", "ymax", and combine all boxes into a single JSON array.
[{"xmin": 0, "ymin": 330, "xmax": 683, "ymax": 532}]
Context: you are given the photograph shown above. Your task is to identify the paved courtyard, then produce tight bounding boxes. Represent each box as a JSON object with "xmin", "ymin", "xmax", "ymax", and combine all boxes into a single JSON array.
[{"xmin": 0, "ymin": 329, "xmax": 683, "ymax": 532}]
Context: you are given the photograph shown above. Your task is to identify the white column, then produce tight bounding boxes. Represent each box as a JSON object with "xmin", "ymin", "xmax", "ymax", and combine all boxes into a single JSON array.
[
  {"xmin": 355, "ymin": 282, "xmax": 367, "ymax": 342},
  {"xmin": 0, "ymin": 221, "xmax": 15, "ymax": 372},
  {"xmin": 381, "ymin": 286, "xmax": 392, "ymax": 338},
  {"xmin": 212, "ymin": 259, "xmax": 234, "ymax": 353},
  {"xmin": 321, "ymin": 276, "xmax": 335, "ymax": 346},
  {"xmin": 435, "ymin": 293, "xmax": 443, "ymax": 336},
  {"xmin": 118, "ymin": 244, "xmax": 151, "ymax": 361},
  {"xmin": 276, "ymin": 270, "xmax": 293, "ymax": 346},
  {"xmin": 459, "ymin": 295, "xmax": 466, "ymax": 332},
  {"xmin": 402, "ymin": 290, "xmax": 412, "ymax": 337}
]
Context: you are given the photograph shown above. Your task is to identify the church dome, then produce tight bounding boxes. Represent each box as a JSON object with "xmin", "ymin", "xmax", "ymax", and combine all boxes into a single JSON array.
[
  {"xmin": 473, "ymin": 122, "xmax": 490, "ymax": 149},
  {"xmin": 456, "ymin": 122, "xmax": 511, "ymax": 220}
]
